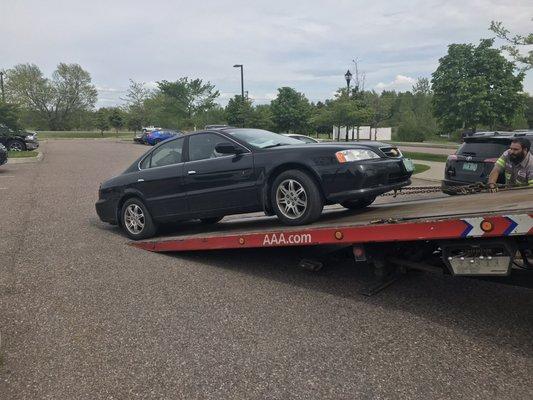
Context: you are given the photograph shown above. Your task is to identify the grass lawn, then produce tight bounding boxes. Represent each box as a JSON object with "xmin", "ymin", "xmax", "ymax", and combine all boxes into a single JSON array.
[
  {"xmin": 8, "ymin": 150, "xmax": 39, "ymax": 158},
  {"xmin": 413, "ymin": 163, "xmax": 431, "ymax": 175},
  {"xmin": 37, "ymin": 131, "xmax": 134, "ymax": 139},
  {"xmin": 403, "ymin": 151, "xmax": 448, "ymax": 163}
]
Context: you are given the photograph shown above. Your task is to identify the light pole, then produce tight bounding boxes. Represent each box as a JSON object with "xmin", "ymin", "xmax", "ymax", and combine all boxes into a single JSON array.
[
  {"xmin": 0, "ymin": 71, "xmax": 5, "ymax": 102},
  {"xmin": 233, "ymin": 64, "xmax": 244, "ymax": 100}
]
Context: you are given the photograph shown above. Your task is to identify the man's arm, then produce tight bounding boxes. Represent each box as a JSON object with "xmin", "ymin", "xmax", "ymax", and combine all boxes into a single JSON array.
[{"xmin": 488, "ymin": 156, "xmax": 505, "ymax": 192}]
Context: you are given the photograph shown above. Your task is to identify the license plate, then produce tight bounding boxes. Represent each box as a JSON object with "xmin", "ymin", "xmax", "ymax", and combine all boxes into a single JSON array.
[
  {"xmin": 402, "ymin": 158, "xmax": 414, "ymax": 172},
  {"xmin": 462, "ymin": 162, "xmax": 478, "ymax": 172}
]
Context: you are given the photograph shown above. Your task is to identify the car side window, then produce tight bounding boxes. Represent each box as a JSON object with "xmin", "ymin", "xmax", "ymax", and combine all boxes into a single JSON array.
[
  {"xmin": 142, "ymin": 138, "xmax": 184, "ymax": 169},
  {"xmin": 188, "ymin": 133, "xmax": 238, "ymax": 162}
]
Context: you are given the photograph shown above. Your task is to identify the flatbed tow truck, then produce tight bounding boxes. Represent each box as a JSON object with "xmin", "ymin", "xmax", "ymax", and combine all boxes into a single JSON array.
[{"xmin": 131, "ymin": 187, "xmax": 533, "ymax": 295}]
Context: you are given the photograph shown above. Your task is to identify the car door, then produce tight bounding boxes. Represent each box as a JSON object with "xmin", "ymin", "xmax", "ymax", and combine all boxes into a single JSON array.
[
  {"xmin": 183, "ymin": 132, "xmax": 258, "ymax": 214},
  {"xmin": 133, "ymin": 137, "xmax": 188, "ymax": 219}
]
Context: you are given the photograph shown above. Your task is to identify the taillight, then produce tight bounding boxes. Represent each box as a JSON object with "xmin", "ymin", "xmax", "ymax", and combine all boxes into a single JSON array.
[
  {"xmin": 483, "ymin": 158, "xmax": 498, "ymax": 163},
  {"xmin": 447, "ymin": 155, "xmax": 458, "ymax": 161}
]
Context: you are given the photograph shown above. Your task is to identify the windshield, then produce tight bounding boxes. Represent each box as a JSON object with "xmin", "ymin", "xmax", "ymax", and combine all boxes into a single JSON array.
[{"xmin": 226, "ymin": 129, "xmax": 302, "ymax": 149}]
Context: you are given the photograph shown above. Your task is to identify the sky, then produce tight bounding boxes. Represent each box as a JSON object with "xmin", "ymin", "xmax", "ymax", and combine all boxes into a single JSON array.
[{"xmin": 1, "ymin": 0, "xmax": 532, "ymax": 108}]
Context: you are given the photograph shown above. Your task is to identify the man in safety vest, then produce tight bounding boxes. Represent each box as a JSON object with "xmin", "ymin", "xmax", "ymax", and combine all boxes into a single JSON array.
[{"xmin": 488, "ymin": 137, "xmax": 532, "ymax": 192}]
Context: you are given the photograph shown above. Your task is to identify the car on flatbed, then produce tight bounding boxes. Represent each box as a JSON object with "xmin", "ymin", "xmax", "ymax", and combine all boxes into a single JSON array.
[
  {"xmin": 0, "ymin": 124, "xmax": 39, "ymax": 151},
  {"xmin": 442, "ymin": 131, "xmax": 533, "ymax": 193},
  {"xmin": 96, "ymin": 128, "xmax": 414, "ymax": 239}
]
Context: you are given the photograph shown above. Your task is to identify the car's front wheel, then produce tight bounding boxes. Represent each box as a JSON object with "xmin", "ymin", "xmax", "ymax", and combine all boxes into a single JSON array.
[
  {"xmin": 120, "ymin": 198, "xmax": 157, "ymax": 240},
  {"xmin": 7, "ymin": 139, "xmax": 26, "ymax": 152},
  {"xmin": 341, "ymin": 196, "xmax": 376, "ymax": 210},
  {"xmin": 271, "ymin": 170, "xmax": 323, "ymax": 226}
]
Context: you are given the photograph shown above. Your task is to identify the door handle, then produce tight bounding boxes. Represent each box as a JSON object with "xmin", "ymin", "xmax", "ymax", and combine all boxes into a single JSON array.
[
  {"xmin": 137, "ymin": 178, "xmax": 145, "ymax": 182},
  {"xmin": 188, "ymin": 170, "xmax": 197, "ymax": 175}
]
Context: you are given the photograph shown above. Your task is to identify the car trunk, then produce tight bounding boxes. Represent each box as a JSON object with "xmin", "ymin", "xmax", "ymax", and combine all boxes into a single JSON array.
[{"xmin": 445, "ymin": 141, "xmax": 509, "ymax": 183}]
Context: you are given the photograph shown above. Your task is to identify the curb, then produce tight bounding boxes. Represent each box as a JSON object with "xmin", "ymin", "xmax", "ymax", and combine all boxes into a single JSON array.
[{"xmin": 7, "ymin": 150, "xmax": 44, "ymax": 164}]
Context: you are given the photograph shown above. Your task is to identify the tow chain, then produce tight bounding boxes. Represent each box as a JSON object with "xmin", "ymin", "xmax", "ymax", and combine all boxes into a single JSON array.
[{"xmin": 380, "ymin": 182, "xmax": 513, "ymax": 197}]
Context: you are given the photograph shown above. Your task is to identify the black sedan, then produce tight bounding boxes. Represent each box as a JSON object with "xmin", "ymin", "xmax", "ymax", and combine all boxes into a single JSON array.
[
  {"xmin": 0, "ymin": 143, "xmax": 7, "ymax": 166},
  {"xmin": 96, "ymin": 128, "xmax": 413, "ymax": 239}
]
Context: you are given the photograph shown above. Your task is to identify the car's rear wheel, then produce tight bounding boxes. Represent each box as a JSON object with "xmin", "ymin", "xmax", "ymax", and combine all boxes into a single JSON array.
[
  {"xmin": 120, "ymin": 198, "xmax": 157, "ymax": 240},
  {"xmin": 271, "ymin": 170, "xmax": 323, "ymax": 226},
  {"xmin": 341, "ymin": 196, "xmax": 376, "ymax": 210},
  {"xmin": 7, "ymin": 139, "xmax": 26, "ymax": 152},
  {"xmin": 200, "ymin": 216, "xmax": 224, "ymax": 224}
]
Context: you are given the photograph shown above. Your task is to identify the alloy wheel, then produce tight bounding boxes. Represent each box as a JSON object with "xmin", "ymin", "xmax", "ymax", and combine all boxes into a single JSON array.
[
  {"xmin": 124, "ymin": 204, "xmax": 145, "ymax": 235},
  {"xmin": 276, "ymin": 179, "xmax": 308, "ymax": 219},
  {"xmin": 9, "ymin": 141, "xmax": 23, "ymax": 151}
]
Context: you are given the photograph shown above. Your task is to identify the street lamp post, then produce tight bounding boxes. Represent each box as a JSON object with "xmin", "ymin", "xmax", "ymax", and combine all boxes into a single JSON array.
[
  {"xmin": 233, "ymin": 64, "xmax": 244, "ymax": 100},
  {"xmin": 343, "ymin": 70, "xmax": 353, "ymax": 141},
  {"xmin": 344, "ymin": 69, "xmax": 352, "ymax": 97}
]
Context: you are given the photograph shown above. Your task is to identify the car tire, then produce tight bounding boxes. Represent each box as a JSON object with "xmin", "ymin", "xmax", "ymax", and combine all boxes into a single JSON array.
[
  {"xmin": 200, "ymin": 216, "xmax": 224, "ymax": 224},
  {"xmin": 120, "ymin": 198, "xmax": 157, "ymax": 240},
  {"xmin": 271, "ymin": 169, "xmax": 323, "ymax": 226},
  {"xmin": 341, "ymin": 196, "xmax": 376, "ymax": 210},
  {"xmin": 7, "ymin": 139, "xmax": 26, "ymax": 152}
]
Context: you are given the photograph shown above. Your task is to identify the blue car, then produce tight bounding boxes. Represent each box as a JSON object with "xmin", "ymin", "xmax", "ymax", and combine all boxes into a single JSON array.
[{"xmin": 145, "ymin": 130, "xmax": 182, "ymax": 146}]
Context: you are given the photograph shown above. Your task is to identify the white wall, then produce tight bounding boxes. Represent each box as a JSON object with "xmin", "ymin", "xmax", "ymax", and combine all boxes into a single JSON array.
[{"xmin": 332, "ymin": 126, "xmax": 392, "ymax": 141}]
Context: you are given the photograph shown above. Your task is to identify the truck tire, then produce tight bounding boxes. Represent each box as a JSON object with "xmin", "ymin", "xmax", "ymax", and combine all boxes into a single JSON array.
[
  {"xmin": 271, "ymin": 169, "xmax": 323, "ymax": 226},
  {"xmin": 120, "ymin": 198, "xmax": 157, "ymax": 240},
  {"xmin": 341, "ymin": 196, "xmax": 376, "ymax": 210}
]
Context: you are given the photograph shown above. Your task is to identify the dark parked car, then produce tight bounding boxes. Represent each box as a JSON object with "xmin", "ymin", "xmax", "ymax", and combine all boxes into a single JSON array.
[
  {"xmin": 96, "ymin": 128, "xmax": 413, "ymax": 239},
  {"xmin": 0, "ymin": 124, "xmax": 39, "ymax": 151},
  {"xmin": 442, "ymin": 131, "xmax": 533, "ymax": 193},
  {"xmin": 0, "ymin": 143, "xmax": 8, "ymax": 166},
  {"xmin": 145, "ymin": 130, "xmax": 182, "ymax": 146}
]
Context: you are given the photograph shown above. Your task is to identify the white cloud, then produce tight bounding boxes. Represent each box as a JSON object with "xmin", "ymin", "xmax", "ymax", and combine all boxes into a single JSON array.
[{"xmin": 375, "ymin": 75, "xmax": 416, "ymax": 91}]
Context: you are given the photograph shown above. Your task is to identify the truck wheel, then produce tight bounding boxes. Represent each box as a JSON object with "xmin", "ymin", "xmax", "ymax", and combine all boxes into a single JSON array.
[
  {"xmin": 341, "ymin": 197, "xmax": 376, "ymax": 210},
  {"xmin": 200, "ymin": 216, "xmax": 224, "ymax": 224},
  {"xmin": 271, "ymin": 169, "xmax": 323, "ymax": 226},
  {"xmin": 120, "ymin": 198, "xmax": 157, "ymax": 240},
  {"xmin": 7, "ymin": 139, "xmax": 26, "ymax": 152}
]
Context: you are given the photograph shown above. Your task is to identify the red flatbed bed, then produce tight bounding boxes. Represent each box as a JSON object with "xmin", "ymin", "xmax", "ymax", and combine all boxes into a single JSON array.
[{"xmin": 132, "ymin": 188, "xmax": 533, "ymax": 253}]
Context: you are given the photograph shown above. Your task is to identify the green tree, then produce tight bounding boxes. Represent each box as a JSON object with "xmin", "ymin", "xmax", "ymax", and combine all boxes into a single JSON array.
[
  {"xmin": 157, "ymin": 77, "xmax": 219, "ymax": 125},
  {"xmin": 270, "ymin": 87, "xmax": 312, "ymax": 133},
  {"xmin": 490, "ymin": 21, "xmax": 533, "ymax": 71},
  {"xmin": 123, "ymin": 79, "xmax": 151, "ymax": 129},
  {"xmin": 5, "ymin": 63, "xmax": 97, "ymax": 130},
  {"xmin": 524, "ymin": 94, "xmax": 533, "ymax": 128},
  {"xmin": 249, "ymin": 104, "xmax": 275, "ymax": 131},
  {"xmin": 95, "ymin": 108, "xmax": 109, "ymax": 135},
  {"xmin": 108, "ymin": 108, "xmax": 124, "ymax": 134},
  {"xmin": 431, "ymin": 39, "xmax": 524, "ymax": 132},
  {"xmin": 226, "ymin": 96, "xmax": 254, "ymax": 127},
  {"xmin": 0, "ymin": 101, "xmax": 22, "ymax": 131}
]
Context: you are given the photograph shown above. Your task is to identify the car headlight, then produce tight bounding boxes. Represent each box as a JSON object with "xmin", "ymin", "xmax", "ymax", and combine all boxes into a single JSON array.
[
  {"xmin": 335, "ymin": 149, "xmax": 380, "ymax": 163},
  {"xmin": 25, "ymin": 134, "xmax": 35, "ymax": 141}
]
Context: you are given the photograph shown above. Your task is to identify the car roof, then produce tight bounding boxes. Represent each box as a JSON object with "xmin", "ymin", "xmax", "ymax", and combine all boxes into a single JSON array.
[{"xmin": 465, "ymin": 131, "xmax": 533, "ymax": 142}]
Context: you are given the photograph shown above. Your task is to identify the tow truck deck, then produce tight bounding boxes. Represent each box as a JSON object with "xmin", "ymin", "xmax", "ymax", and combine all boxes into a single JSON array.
[{"xmin": 132, "ymin": 188, "xmax": 532, "ymax": 295}]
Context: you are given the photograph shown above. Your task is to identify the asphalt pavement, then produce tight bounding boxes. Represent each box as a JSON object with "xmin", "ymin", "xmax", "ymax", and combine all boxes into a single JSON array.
[{"xmin": 0, "ymin": 140, "xmax": 531, "ymax": 399}]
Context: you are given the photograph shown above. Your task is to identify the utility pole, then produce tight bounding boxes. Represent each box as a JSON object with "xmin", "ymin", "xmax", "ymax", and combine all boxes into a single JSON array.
[{"xmin": 0, "ymin": 71, "xmax": 5, "ymax": 102}]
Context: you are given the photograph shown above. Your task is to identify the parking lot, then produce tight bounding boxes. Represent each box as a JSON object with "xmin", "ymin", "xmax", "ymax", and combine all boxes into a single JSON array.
[{"xmin": 1, "ymin": 139, "xmax": 532, "ymax": 399}]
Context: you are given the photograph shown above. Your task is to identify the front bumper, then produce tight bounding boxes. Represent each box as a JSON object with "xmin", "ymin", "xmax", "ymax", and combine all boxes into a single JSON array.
[
  {"xmin": 324, "ymin": 158, "xmax": 412, "ymax": 203},
  {"xmin": 25, "ymin": 140, "xmax": 39, "ymax": 150},
  {"xmin": 95, "ymin": 197, "xmax": 118, "ymax": 224}
]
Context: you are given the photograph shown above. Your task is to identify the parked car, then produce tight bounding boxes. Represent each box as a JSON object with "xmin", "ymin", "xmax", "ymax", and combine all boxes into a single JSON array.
[
  {"xmin": 0, "ymin": 143, "xmax": 8, "ymax": 166},
  {"xmin": 145, "ymin": 130, "xmax": 183, "ymax": 146},
  {"xmin": 282, "ymin": 133, "xmax": 320, "ymax": 143},
  {"xmin": 442, "ymin": 131, "xmax": 533, "ymax": 193},
  {"xmin": 0, "ymin": 124, "xmax": 39, "ymax": 151},
  {"xmin": 96, "ymin": 128, "xmax": 413, "ymax": 239}
]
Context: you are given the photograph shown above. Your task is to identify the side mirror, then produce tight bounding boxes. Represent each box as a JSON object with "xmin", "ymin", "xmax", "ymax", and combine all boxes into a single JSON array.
[{"xmin": 215, "ymin": 143, "xmax": 242, "ymax": 154}]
